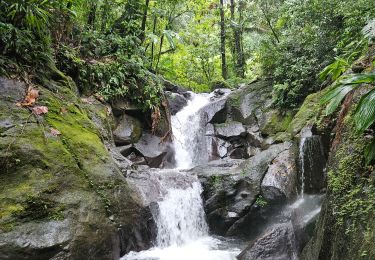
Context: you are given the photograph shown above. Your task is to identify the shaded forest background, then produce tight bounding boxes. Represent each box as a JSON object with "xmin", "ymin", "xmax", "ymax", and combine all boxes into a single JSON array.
[{"xmin": 0, "ymin": 0, "xmax": 374, "ymax": 110}]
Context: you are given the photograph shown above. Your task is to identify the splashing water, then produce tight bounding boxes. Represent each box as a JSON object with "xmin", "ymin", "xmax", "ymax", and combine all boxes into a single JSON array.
[{"xmin": 156, "ymin": 182, "xmax": 208, "ymax": 247}]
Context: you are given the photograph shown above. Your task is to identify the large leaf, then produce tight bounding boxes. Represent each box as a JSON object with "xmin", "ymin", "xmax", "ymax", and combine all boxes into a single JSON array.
[
  {"xmin": 354, "ymin": 89, "xmax": 375, "ymax": 133},
  {"xmin": 321, "ymin": 85, "xmax": 357, "ymax": 115},
  {"xmin": 163, "ymin": 30, "xmax": 177, "ymax": 50},
  {"xmin": 339, "ymin": 73, "xmax": 375, "ymax": 86}
]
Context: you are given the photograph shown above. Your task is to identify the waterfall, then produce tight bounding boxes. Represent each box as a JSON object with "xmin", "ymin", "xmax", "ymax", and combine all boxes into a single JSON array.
[
  {"xmin": 123, "ymin": 92, "xmax": 240, "ymax": 260},
  {"xmin": 299, "ymin": 128, "xmax": 326, "ymax": 195},
  {"xmin": 172, "ymin": 93, "xmax": 210, "ymax": 169},
  {"xmin": 156, "ymin": 182, "xmax": 208, "ymax": 247},
  {"xmin": 299, "ymin": 137, "xmax": 306, "ymax": 197}
]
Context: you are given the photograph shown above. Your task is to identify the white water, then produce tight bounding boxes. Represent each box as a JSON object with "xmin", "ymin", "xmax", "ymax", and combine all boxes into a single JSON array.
[
  {"xmin": 122, "ymin": 93, "xmax": 240, "ymax": 260},
  {"xmin": 156, "ymin": 182, "xmax": 208, "ymax": 247},
  {"xmin": 172, "ymin": 93, "xmax": 211, "ymax": 169},
  {"xmin": 299, "ymin": 137, "xmax": 306, "ymax": 197}
]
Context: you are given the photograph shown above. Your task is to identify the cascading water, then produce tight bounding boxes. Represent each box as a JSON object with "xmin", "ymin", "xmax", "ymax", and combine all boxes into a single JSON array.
[
  {"xmin": 123, "ymin": 92, "xmax": 240, "ymax": 260},
  {"xmin": 172, "ymin": 93, "xmax": 210, "ymax": 169},
  {"xmin": 155, "ymin": 182, "xmax": 208, "ymax": 247},
  {"xmin": 299, "ymin": 127, "xmax": 326, "ymax": 195}
]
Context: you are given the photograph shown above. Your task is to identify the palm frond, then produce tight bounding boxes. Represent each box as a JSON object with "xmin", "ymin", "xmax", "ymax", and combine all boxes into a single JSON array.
[
  {"xmin": 321, "ymin": 85, "xmax": 357, "ymax": 115},
  {"xmin": 355, "ymin": 89, "xmax": 375, "ymax": 133}
]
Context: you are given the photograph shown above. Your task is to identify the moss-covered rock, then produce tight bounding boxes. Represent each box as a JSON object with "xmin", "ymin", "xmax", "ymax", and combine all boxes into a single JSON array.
[
  {"xmin": 301, "ymin": 90, "xmax": 375, "ymax": 260},
  {"xmin": 0, "ymin": 78, "xmax": 154, "ymax": 259}
]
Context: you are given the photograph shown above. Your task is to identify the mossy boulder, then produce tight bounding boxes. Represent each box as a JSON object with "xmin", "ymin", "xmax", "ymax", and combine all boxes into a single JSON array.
[
  {"xmin": 0, "ymin": 78, "xmax": 154, "ymax": 259},
  {"xmin": 226, "ymin": 80, "xmax": 273, "ymax": 127}
]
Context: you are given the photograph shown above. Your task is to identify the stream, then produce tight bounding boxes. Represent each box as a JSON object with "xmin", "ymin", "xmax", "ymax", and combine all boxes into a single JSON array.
[{"xmin": 122, "ymin": 91, "xmax": 323, "ymax": 260}]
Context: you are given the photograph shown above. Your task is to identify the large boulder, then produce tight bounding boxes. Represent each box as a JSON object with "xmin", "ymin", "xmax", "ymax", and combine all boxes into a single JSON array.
[
  {"xmin": 113, "ymin": 114, "xmax": 142, "ymax": 145},
  {"xmin": 261, "ymin": 148, "xmax": 298, "ymax": 203},
  {"xmin": 214, "ymin": 121, "xmax": 247, "ymax": 139},
  {"xmin": 237, "ymin": 223, "xmax": 298, "ymax": 260},
  {"xmin": 133, "ymin": 133, "xmax": 173, "ymax": 168},
  {"xmin": 193, "ymin": 142, "xmax": 291, "ymax": 235},
  {"xmin": 0, "ymin": 78, "xmax": 154, "ymax": 259},
  {"xmin": 200, "ymin": 89, "xmax": 231, "ymax": 124},
  {"xmin": 226, "ymin": 80, "xmax": 272, "ymax": 127},
  {"xmin": 165, "ymin": 91, "xmax": 188, "ymax": 115}
]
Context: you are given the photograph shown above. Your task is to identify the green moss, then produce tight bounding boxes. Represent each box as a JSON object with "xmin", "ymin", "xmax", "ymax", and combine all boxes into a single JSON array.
[{"xmin": 262, "ymin": 111, "xmax": 294, "ymax": 136}]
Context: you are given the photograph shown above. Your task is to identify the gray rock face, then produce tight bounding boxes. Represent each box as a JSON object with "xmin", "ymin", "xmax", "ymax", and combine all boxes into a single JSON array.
[
  {"xmin": 165, "ymin": 91, "xmax": 188, "ymax": 115},
  {"xmin": 113, "ymin": 114, "xmax": 142, "ymax": 145},
  {"xmin": 214, "ymin": 121, "xmax": 247, "ymax": 139},
  {"xmin": 261, "ymin": 148, "xmax": 298, "ymax": 203},
  {"xmin": 200, "ymin": 89, "xmax": 231, "ymax": 123},
  {"xmin": 226, "ymin": 80, "xmax": 272, "ymax": 126},
  {"xmin": 133, "ymin": 133, "xmax": 172, "ymax": 168},
  {"xmin": 237, "ymin": 223, "xmax": 298, "ymax": 260},
  {"xmin": 194, "ymin": 143, "xmax": 290, "ymax": 235},
  {"xmin": 0, "ymin": 220, "xmax": 72, "ymax": 260}
]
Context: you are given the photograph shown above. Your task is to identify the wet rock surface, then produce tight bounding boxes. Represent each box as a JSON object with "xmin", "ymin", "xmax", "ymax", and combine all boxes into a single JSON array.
[
  {"xmin": 238, "ymin": 223, "xmax": 298, "ymax": 260},
  {"xmin": 261, "ymin": 148, "xmax": 298, "ymax": 203},
  {"xmin": 194, "ymin": 142, "xmax": 291, "ymax": 235}
]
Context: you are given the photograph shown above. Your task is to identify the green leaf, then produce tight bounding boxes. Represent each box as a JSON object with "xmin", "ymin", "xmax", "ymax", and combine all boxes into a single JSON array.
[
  {"xmin": 163, "ymin": 30, "xmax": 176, "ymax": 50},
  {"xmin": 339, "ymin": 73, "xmax": 375, "ymax": 86},
  {"xmin": 322, "ymin": 85, "xmax": 357, "ymax": 115},
  {"xmin": 354, "ymin": 89, "xmax": 375, "ymax": 133}
]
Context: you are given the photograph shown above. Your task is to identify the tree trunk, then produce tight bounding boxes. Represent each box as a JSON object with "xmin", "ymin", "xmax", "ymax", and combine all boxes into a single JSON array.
[
  {"xmin": 219, "ymin": 0, "xmax": 228, "ymax": 80},
  {"xmin": 150, "ymin": 15, "xmax": 157, "ymax": 69},
  {"xmin": 100, "ymin": 0, "xmax": 110, "ymax": 32},
  {"xmin": 230, "ymin": 0, "xmax": 245, "ymax": 78},
  {"xmin": 87, "ymin": 2, "xmax": 97, "ymax": 29},
  {"xmin": 140, "ymin": 0, "xmax": 150, "ymax": 42}
]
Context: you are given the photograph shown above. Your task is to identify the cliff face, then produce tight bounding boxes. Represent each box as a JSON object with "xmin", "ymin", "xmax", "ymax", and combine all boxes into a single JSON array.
[
  {"xmin": 0, "ymin": 78, "xmax": 154, "ymax": 259},
  {"xmin": 301, "ymin": 89, "xmax": 375, "ymax": 260}
]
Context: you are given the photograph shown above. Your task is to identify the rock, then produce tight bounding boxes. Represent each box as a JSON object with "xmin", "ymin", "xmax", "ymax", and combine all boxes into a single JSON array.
[
  {"xmin": 261, "ymin": 148, "xmax": 298, "ymax": 203},
  {"xmin": 259, "ymin": 110, "xmax": 294, "ymax": 137},
  {"xmin": 200, "ymin": 89, "xmax": 231, "ymax": 123},
  {"xmin": 237, "ymin": 223, "xmax": 298, "ymax": 260},
  {"xmin": 229, "ymin": 147, "xmax": 248, "ymax": 159},
  {"xmin": 0, "ymin": 78, "xmax": 154, "ymax": 259},
  {"xmin": 162, "ymin": 78, "xmax": 190, "ymax": 97},
  {"xmin": 214, "ymin": 121, "xmax": 247, "ymax": 139},
  {"xmin": 0, "ymin": 220, "xmax": 72, "ymax": 260},
  {"xmin": 226, "ymin": 80, "xmax": 272, "ymax": 126},
  {"xmin": 109, "ymin": 145, "xmax": 133, "ymax": 173},
  {"xmin": 165, "ymin": 91, "xmax": 188, "ymax": 115},
  {"xmin": 246, "ymin": 131, "xmax": 263, "ymax": 148},
  {"xmin": 194, "ymin": 142, "xmax": 290, "ymax": 235},
  {"xmin": 111, "ymin": 99, "xmax": 141, "ymax": 116},
  {"xmin": 133, "ymin": 133, "xmax": 172, "ymax": 168},
  {"xmin": 113, "ymin": 114, "xmax": 142, "ymax": 145}
]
